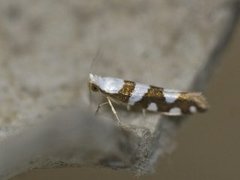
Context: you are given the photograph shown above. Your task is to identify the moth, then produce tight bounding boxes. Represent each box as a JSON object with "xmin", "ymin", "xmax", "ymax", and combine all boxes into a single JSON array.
[{"xmin": 89, "ymin": 73, "xmax": 208, "ymax": 122}]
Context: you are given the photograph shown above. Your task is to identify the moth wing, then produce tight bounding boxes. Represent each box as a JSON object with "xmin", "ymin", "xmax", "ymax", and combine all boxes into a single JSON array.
[{"xmin": 128, "ymin": 83, "xmax": 150, "ymax": 105}]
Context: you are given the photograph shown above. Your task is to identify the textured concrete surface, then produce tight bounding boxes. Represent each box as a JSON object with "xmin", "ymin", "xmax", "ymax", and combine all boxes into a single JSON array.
[
  {"xmin": 0, "ymin": 0, "xmax": 238, "ymax": 179},
  {"xmin": 12, "ymin": 16, "xmax": 240, "ymax": 180}
]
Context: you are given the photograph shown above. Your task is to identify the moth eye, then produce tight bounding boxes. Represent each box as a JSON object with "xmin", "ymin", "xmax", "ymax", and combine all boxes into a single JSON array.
[{"xmin": 89, "ymin": 83, "xmax": 99, "ymax": 92}]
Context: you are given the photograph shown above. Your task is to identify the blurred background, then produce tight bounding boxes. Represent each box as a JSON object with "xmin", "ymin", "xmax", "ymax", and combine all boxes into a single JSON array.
[
  {"xmin": 13, "ymin": 18, "xmax": 240, "ymax": 180},
  {"xmin": 0, "ymin": 0, "xmax": 238, "ymax": 179}
]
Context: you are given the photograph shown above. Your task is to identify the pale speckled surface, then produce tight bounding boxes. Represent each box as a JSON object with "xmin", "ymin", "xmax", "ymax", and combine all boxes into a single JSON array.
[
  {"xmin": 0, "ymin": 0, "xmax": 238, "ymax": 179},
  {"xmin": 12, "ymin": 18, "xmax": 240, "ymax": 180}
]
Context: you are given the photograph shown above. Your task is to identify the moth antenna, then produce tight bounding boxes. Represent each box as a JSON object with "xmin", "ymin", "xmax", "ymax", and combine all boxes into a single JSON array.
[
  {"xmin": 88, "ymin": 48, "xmax": 102, "ymax": 107},
  {"xmin": 89, "ymin": 47, "xmax": 102, "ymax": 74}
]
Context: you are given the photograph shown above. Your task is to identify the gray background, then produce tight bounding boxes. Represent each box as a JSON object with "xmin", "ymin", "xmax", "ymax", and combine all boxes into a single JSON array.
[
  {"xmin": 13, "ymin": 16, "xmax": 240, "ymax": 180},
  {"xmin": 0, "ymin": 0, "xmax": 238, "ymax": 179}
]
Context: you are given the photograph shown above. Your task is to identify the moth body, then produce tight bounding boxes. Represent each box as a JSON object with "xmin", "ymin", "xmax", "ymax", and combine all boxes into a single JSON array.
[{"xmin": 89, "ymin": 73, "xmax": 208, "ymax": 116}]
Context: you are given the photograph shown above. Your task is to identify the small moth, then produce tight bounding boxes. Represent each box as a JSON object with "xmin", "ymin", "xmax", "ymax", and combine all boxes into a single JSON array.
[{"xmin": 89, "ymin": 73, "xmax": 208, "ymax": 122}]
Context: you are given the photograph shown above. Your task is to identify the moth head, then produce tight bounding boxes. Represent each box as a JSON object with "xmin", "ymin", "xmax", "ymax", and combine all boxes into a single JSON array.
[
  {"xmin": 89, "ymin": 82, "xmax": 99, "ymax": 92},
  {"xmin": 89, "ymin": 73, "xmax": 100, "ymax": 92}
]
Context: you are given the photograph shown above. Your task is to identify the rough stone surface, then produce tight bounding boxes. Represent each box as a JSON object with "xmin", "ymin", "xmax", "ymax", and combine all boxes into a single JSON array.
[{"xmin": 0, "ymin": 0, "xmax": 238, "ymax": 179}]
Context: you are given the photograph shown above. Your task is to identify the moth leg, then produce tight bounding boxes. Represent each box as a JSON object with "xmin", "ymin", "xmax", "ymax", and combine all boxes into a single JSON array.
[
  {"xmin": 95, "ymin": 101, "xmax": 109, "ymax": 115},
  {"xmin": 106, "ymin": 97, "xmax": 120, "ymax": 124}
]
